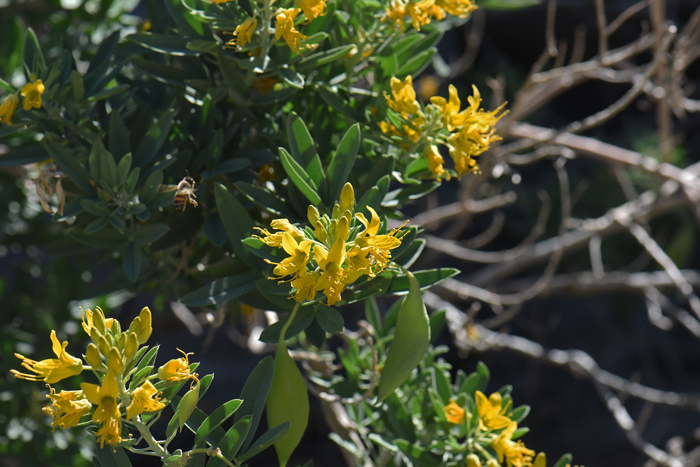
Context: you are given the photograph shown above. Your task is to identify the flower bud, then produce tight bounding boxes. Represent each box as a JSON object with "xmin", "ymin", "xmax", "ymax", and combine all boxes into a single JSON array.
[
  {"xmin": 110, "ymin": 318, "xmax": 122, "ymax": 334},
  {"xmin": 124, "ymin": 332, "xmax": 139, "ymax": 361},
  {"xmin": 336, "ymin": 216, "xmax": 349, "ymax": 242},
  {"xmin": 307, "ymin": 205, "xmax": 320, "ymax": 225},
  {"xmin": 339, "ymin": 183, "xmax": 354, "ymax": 213},
  {"xmin": 85, "ymin": 343, "xmax": 104, "ymax": 369},
  {"xmin": 128, "ymin": 316, "xmax": 142, "ymax": 336},
  {"xmin": 137, "ymin": 307, "xmax": 152, "ymax": 344},
  {"xmin": 467, "ymin": 454, "xmax": 482, "ymax": 467},
  {"xmin": 107, "ymin": 347, "xmax": 124, "ymax": 376},
  {"xmin": 534, "ymin": 453, "xmax": 546, "ymax": 467},
  {"xmin": 96, "ymin": 334, "xmax": 111, "ymax": 357},
  {"xmin": 486, "ymin": 460, "xmax": 500, "ymax": 467},
  {"xmin": 332, "ymin": 204, "xmax": 341, "ymax": 220},
  {"xmin": 93, "ymin": 308, "xmax": 106, "ymax": 335},
  {"xmin": 115, "ymin": 332, "xmax": 126, "ymax": 353}
]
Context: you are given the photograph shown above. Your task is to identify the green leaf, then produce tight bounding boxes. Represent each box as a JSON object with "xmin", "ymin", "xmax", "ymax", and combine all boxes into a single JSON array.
[
  {"xmin": 123, "ymin": 242, "xmax": 143, "ymax": 282},
  {"xmin": 279, "ymin": 147, "xmax": 321, "ymax": 205},
  {"xmin": 163, "ymin": 0, "xmax": 206, "ymax": 37},
  {"xmin": 237, "ymin": 422, "xmax": 290, "ymax": 462},
  {"xmin": 278, "ymin": 66, "xmax": 304, "ymax": 89},
  {"xmin": 207, "ymin": 415, "xmax": 253, "ymax": 467},
  {"xmin": 298, "ymin": 44, "xmax": 356, "ymax": 68},
  {"xmin": 316, "ymin": 305, "xmax": 344, "ymax": 334},
  {"xmin": 131, "ymin": 58, "xmax": 200, "ymax": 86},
  {"xmin": 253, "ymin": 87, "xmax": 298, "ymax": 106},
  {"xmin": 510, "ymin": 405, "xmax": 531, "ymax": 423},
  {"xmin": 480, "ymin": 0, "xmax": 541, "ymax": 8},
  {"xmin": 88, "ymin": 30, "xmax": 119, "ymax": 74},
  {"xmin": 94, "ymin": 444, "xmax": 132, "ymax": 467},
  {"xmin": 181, "ymin": 274, "xmax": 259, "ymax": 306},
  {"xmin": 194, "ymin": 399, "xmax": 243, "ymax": 445},
  {"xmin": 431, "ymin": 367, "xmax": 451, "ymax": 404},
  {"xmin": 71, "ymin": 227, "xmax": 125, "ymax": 249},
  {"xmin": 266, "ymin": 341, "xmax": 308, "ymax": 467},
  {"xmin": 178, "ymin": 382, "xmax": 200, "ymax": 430},
  {"xmin": 395, "ymin": 48, "xmax": 435, "ymax": 78},
  {"xmin": 44, "ymin": 139, "xmax": 93, "ymax": 193},
  {"xmin": 235, "ymin": 182, "xmax": 291, "ymax": 216},
  {"xmin": 234, "ymin": 356, "xmax": 274, "ymax": 453},
  {"xmin": 187, "ymin": 40, "xmax": 221, "ymax": 54},
  {"xmin": 214, "ymin": 183, "xmax": 260, "ymax": 268},
  {"xmin": 259, "ymin": 306, "xmax": 316, "ymax": 344},
  {"xmin": 377, "ymin": 270, "xmax": 430, "ymax": 402},
  {"xmin": 217, "ymin": 50, "xmax": 250, "ymax": 105},
  {"xmin": 287, "ymin": 112, "xmax": 324, "ymax": 188},
  {"xmin": 385, "ymin": 268, "xmax": 459, "ymax": 295},
  {"xmin": 0, "ymin": 146, "xmax": 49, "ymax": 167},
  {"xmin": 327, "ymin": 123, "xmax": 360, "ymax": 203},
  {"xmin": 318, "ymin": 87, "xmax": 363, "ymax": 122},
  {"xmin": 364, "ymin": 297, "xmax": 382, "ymax": 336},
  {"xmin": 116, "ymin": 153, "xmax": 132, "ymax": 187},
  {"xmin": 134, "ymin": 109, "xmax": 174, "ymax": 168},
  {"xmin": 24, "ymin": 27, "xmax": 45, "ymax": 73},
  {"xmin": 393, "ymin": 238, "xmax": 425, "ymax": 269},
  {"xmin": 552, "ymin": 454, "xmax": 573, "ymax": 467},
  {"xmin": 127, "ymin": 33, "xmax": 200, "ymax": 56},
  {"xmin": 429, "ymin": 309, "xmax": 446, "ymax": 343},
  {"xmin": 97, "ymin": 141, "xmax": 117, "ymax": 189},
  {"xmin": 69, "ymin": 70, "xmax": 84, "ymax": 101},
  {"xmin": 134, "ymin": 223, "xmax": 170, "ymax": 245}
]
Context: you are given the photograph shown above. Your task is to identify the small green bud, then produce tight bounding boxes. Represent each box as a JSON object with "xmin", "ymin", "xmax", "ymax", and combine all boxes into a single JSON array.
[
  {"xmin": 137, "ymin": 307, "xmax": 152, "ymax": 345},
  {"xmin": 97, "ymin": 335, "xmax": 111, "ymax": 357},
  {"xmin": 339, "ymin": 182, "xmax": 354, "ymax": 213},
  {"xmin": 107, "ymin": 347, "xmax": 124, "ymax": 376},
  {"xmin": 124, "ymin": 332, "xmax": 138, "ymax": 361},
  {"xmin": 331, "ymin": 204, "xmax": 341, "ymax": 220},
  {"xmin": 85, "ymin": 343, "xmax": 104, "ymax": 369},
  {"xmin": 467, "ymin": 454, "xmax": 482, "ymax": 467},
  {"xmin": 128, "ymin": 316, "xmax": 142, "ymax": 336},
  {"xmin": 307, "ymin": 205, "xmax": 320, "ymax": 225},
  {"xmin": 178, "ymin": 382, "xmax": 200, "ymax": 431}
]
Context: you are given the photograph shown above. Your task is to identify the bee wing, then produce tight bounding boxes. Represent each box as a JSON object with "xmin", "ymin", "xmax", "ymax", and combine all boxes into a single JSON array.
[{"xmin": 158, "ymin": 184, "xmax": 179, "ymax": 193}]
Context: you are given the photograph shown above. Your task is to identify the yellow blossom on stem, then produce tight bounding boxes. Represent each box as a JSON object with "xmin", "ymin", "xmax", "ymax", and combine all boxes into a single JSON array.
[
  {"xmin": 267, "ymin": 232, "xmax": 314, "ymax": 278},
  {"xmin": 354, "ymin": 206, "xmax": 404, "ymax": 274},
  {"xmin": 425, "ymin": 144, "xmax": 447, "ymax": 180},
  {"xmin": 231, "ymin": 17, "xmax": 257, "ymax": 49},
  {"xmin": 255, "ymin": 219, "xmax": 306, "ymax": 248},
  {"xmin": 126, "ymin": 381, "xmax": 166, "ymax": 419},
  {"xmin": 493, "ymin": 422, "xmax": 535, "ymax": 467},
  {"xmin": 275, "ymin": 8, "xmax": 309, "ymax": 53},
  {"xmin": 12, "ymin": 330, "xmax": 84, "ymax": 384},
  {"xmin": 314, "ymin": 237, "xmax": 349, "ymax": 305},
  {"xmin": 43, "ymin": 387, "xmax": 92, "ymax": 430},
  {"xmin": 291, "ymin": 271, "xmax": 320, "ymax": 302},
  {"xmin": 81, "ymin": 306, "xmax": 114, "ymax": 336},
  {"xmin": 294, "ymin": 0, "xmax": 327, "ymax": 22},
  {"xmin": 385, "ymin": 76, "xmax": 420, "ymax": 115},
  {"xmin": 430, "ymin": 84, "xmax": 468, "ymax": 131},
  {"xmin": 158, "ymin": 348, "xmax": 198, "ymax": 383},
  {"xmin": 444, "ymin": 399, "xmax": 465, "ymax": 424},
  {"xmin": 81, "ymin": 371, "xmax": 124, "ymax": 448},
  {"xmin": 475, "ymin": 390, "xmax": 512, "ymax": 431},
  {"xmin": 21, "ymin": 79, "xmax": 44, "ymax": 110},
  {"xmin": 405, "ymin": 0, "xmax": 436, "ymax": 30},
  {"xmin": 0, "ymin": 94, "xmax": 19, "ymax": 124},
  {"xmin": 436, "ymin": 0, "xmax": 477, "ymax": 17},
  {"xmin": 384, "ymin": 0, "xmax": 406, "ymax": 29}
]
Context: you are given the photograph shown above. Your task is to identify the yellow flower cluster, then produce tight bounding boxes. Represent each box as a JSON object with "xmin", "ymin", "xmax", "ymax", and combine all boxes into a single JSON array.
[
  {"xmin": 385, "ymin": 0, "xmax": 477, "ymax": 31},
  {"xmin": 256, "ymin": 183, "xmax": 406, "ymax": 305},
  {"xmin": 442, "ymin": 391, "xmax": 548, "ymax": 467},
  {"xmin": 12, "ymin": 306, "xmax": 198, "ymax": 449},
  {"xmin": 225, "ymin": 0, "xmax": 328, "ymax": 53},
  {"xmin": 0, "ymin": 79, "xmax": 45, "ymax": 126},
  {"xmin": 381, "ymin": 76, "xmax": 507, "ymax": 180}
]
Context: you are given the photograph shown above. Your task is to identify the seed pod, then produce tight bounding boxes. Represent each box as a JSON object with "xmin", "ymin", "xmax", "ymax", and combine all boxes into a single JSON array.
[
  {"xmin": 178, "ymin": 382, "xmax": 200, "ymax": 431},
  {"xmin": 376, "ymin": 270, "xmax": 430, "ymax": 402}
]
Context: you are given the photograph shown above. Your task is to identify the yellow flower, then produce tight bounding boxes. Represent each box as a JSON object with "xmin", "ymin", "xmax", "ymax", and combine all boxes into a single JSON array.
[
  {"xmin": 425, "ymin": 144, "xmax": 447, "ymax": 180},
  {"xmin": 385, "ymin": 0, "xmax": 406, "ymax": 29},
  {"xmin": 493, "ymin": 422, "xmax": 535, "ymax": 467},
  {"xmin": 314, "ymin": 238, "xmax": 349, "ymax": 305},
  {"xmin": 405, "ymin": 0, "xmax": 436, "ymax": 30},
  {"xmin": 268, "ymin": 232, "xmax": 313, "ymax": 278},
  {"xmin": 126, "ymin": 381, "xmax": 166, "ymax": 419},
  {"xmin": 255, "ymin": 219, "xmax": 306, "ymax": 248},
  {"xmin": 21, "ymin": 79, "xmax": 44, "ymax": 111},
  {"xmin": 436, "ymin": 0, "xmax": 477, "ymax": 17},
  {"xmin": 0, "ymin": 94, "xmax": 19, "ymax": 124},
  {"xmin": 430, "ymin": 84, "xmax": 468, "ymax": 131},
  {"xmin": 158, "ymin": 348, "xmax": 197, "ymax": 382},
  {"xmin": 43, "ymin": 387, "xmax": 92, "ymax": 430},
  {"xmin": 275, "ymin": 8, "xmax": 309, "ymax": 53},
  {"xmin": 354, "ymin": 206, "xmax": 404, "ymax": 274},
  {"xmin": 385, "ymin": 76, "xmax": 420, "ymax": 115},
  {"xmin": 81, "ymin": 306, "xmax": 114, "ymax": 336},
  {"xmin": 294, "ymin": 0, "xmax": 327, "ymax": 22},
  {"xmin": 81, "ymin": 371, "xmax": 124, "ymax": 448},
  {"xmin": 291, "ymin": 271, "xmax": 320, "ymax": 302},
  {"xmin": 12, "ymin": 330, "xmax": 83, "ymax": 384},
  {"xmin": 475, "ymin": 390, "xmax": 512, "ymax": 431},
  {"xmin": 444, "ymin": 399, "xmax": 465, "ymax": 424},
  {"xmin": 231, "ymin": 17, "xmax": 257, "ymax": 50}
]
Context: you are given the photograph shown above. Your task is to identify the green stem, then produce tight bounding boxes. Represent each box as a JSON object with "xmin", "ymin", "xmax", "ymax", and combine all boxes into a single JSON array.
[
  {"xmin": 260, "ymin": 0, "xmax": 274, "ymax": 59},
  {"xmin": 130, "ymin": 418, "xmax": 168, "ymax": 458},
  {"xmin": 279, "ymin": 301, "xmax": 301, "ymax": 343}
]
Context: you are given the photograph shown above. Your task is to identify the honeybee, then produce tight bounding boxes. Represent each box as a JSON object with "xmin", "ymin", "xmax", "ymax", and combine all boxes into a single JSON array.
[{"xmin": 174, "ymin": 176, "xmax": 198, "ymax": 213}]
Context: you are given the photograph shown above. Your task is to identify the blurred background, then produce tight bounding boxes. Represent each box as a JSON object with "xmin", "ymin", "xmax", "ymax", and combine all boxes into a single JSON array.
[{"xmin": 1, "ymin": 0, "xmax": 700, "ymax": 466}]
